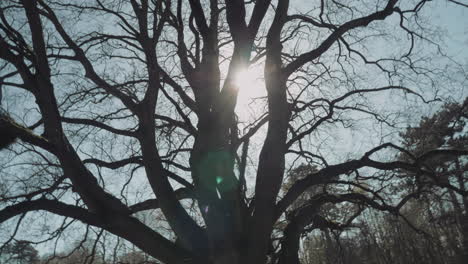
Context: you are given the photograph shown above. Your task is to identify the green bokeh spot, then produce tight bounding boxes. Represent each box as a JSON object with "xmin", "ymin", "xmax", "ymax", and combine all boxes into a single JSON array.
[
  {"xmin": 196, "ymin": 150, "xmax": 235, "ymax": 192},
  {"xmin": 216, "ymin": 176, "xmax": 223, "ymax": 185}
]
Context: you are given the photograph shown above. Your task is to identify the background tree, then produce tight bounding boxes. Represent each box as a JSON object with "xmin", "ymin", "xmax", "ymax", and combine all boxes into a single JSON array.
[
  {"xmin": 0, "ymin": 0, "xmax": 467, "ymax": 264},
  {"xmin": 399, "ymin": 99, "xmax": 468, "ymax": 263},
  {"xmin": 0, "ymin": 240, "xmax": 39, "ymax": 264},
  {"xmin": 296, "ymin": 100, "xmax": 468, "ymax": 264}
]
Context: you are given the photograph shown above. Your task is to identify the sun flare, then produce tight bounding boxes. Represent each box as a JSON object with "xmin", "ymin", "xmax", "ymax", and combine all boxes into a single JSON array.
[
  {"xmin": 233, "ymin": 68, "xmax": 258, "ymax": 90},
  {"xmin": 232, "ymin": 66, "xmax": 266, "ymax": 121}
]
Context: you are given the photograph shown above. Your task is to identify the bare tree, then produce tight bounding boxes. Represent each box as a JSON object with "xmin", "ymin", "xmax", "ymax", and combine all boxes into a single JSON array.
[{"xmin": 0, "ymin": 0, "xmax": 467, "ymax": 264}]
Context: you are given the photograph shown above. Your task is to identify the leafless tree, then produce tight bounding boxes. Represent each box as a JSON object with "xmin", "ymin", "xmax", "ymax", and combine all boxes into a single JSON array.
[{"xmin": 0, "ymin": 0, "xmax": 467, "ymax": 264}]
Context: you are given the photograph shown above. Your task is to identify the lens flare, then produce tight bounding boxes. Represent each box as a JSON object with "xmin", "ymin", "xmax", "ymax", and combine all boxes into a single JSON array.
[{"xmin": 216, "ymin": 176, "xmax": 223, "ymax": 184}]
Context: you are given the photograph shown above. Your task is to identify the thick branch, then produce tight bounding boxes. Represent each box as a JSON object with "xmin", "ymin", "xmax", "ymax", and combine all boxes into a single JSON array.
[
  {"xmin": 277, "ymin": 145, "xmax": 468, "ymax": 218},
  {"xmin": 129, "ymin": 188, "xmax": 193, "ymax": 213},
  {"xmin": 283, "ymin": 0, "xmax": 398, "ymax": 76},
  {"xmin": 0, "ymin": 199, "xmax": 203, "ymax": 264}
]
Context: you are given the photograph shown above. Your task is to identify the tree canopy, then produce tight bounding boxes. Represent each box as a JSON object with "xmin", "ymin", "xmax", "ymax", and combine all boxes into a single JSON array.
[{"xmin": 0, "ymin": 0, "xmax": 467, "ymax": 264}]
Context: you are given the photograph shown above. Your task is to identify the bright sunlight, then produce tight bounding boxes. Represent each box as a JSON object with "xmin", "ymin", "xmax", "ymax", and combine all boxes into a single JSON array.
[{"xmin": 232, "ymin": 65, "xmax": 266, "ymax": 122}]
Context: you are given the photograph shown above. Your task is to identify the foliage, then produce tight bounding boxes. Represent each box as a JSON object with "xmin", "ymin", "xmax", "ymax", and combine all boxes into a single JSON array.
[{"xmin": 0, "ymin": 240, "xmax": 39, "ymax": 264}]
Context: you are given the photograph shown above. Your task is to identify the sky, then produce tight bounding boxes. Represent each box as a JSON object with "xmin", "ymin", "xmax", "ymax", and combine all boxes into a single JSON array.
[
  {"xmin": 1, "ymin": 0, "xmax": 468, "ymax": 258},
  {"xmin": 233, "ymin": 0, "xmax": 468, "ymax": 183}
]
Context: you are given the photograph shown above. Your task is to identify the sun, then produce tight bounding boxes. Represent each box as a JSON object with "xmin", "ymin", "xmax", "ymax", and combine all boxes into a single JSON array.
[
  {"xmin": 233, "ymin": 68, "xmax": 258, "ymax": 90},
  {"xmin": 232, "ymin": 66, "xmax": 267, "ymax": 121}
]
